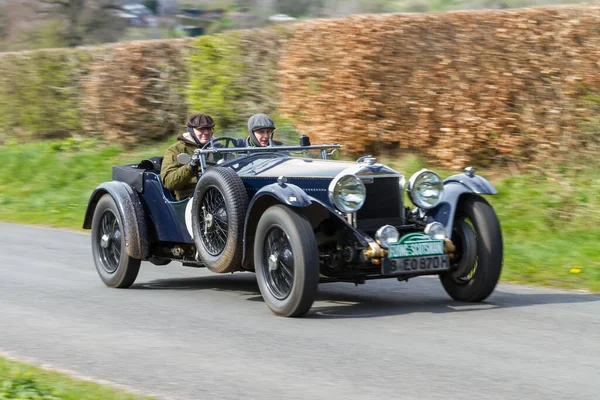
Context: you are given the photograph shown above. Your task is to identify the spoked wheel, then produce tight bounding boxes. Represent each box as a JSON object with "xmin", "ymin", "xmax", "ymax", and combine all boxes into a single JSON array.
[
  {"xmin": 198, "ymin": 186, "xmax": 229, "ymax": 256},
  {"xmin": 449, "ymin": 219, "xmax": 478, "ymax": 282},
  {"xmin": 263, "ymin": 227, "xmax": 295, "ymax": 300},
  {"xmin": 440, "ymin": 195, "xmax": 503, "ymax": 302},
  {"xmin": 254, "ymin": 205, "xmax": 318, "ymax": 317},
  {"xmin": 192, "ymin": 167, "xmax": 248, "ymax": 273},
  {"xmin": 91, "ymin": 194, "xmax": 141, "ymax": 288},
  {"xmin": 97, "ymin": 210, "xmax": 121, "ymax": 273}
]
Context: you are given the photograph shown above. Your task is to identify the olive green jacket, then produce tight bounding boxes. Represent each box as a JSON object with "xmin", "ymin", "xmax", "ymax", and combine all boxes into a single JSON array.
[
  {"xmin": 161, "ymin": 133, "xmax": 223, "ymax": 200},
  {"xmin": 160, "ymin": 136, "xmax": 199, "ymax": 200}
]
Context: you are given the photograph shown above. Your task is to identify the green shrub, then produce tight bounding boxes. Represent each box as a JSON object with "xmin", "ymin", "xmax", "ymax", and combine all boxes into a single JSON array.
[
  {"xmin": 187, "ymin": 25, "xmax": 295, "ymax": 131},
  {"xmin": 0, "ymin": 49, "xmax": 88, "ymax": 140},
  {"xmin": 1, "ymin": 371, "xmax": 60, "ymax": 400},
  {"xmin": 187, "ymin": 32, "xmax": 245, "ymax": 130}
]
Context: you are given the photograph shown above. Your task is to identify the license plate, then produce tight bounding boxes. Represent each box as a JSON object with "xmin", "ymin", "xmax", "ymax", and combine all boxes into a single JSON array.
[
  {"xmin": 382, "ymin": 255, "xmax": 450, "ymax": 275},
  {"xmin": 388, "ymin": 233, "xmax": 445, "ymax": 258}
]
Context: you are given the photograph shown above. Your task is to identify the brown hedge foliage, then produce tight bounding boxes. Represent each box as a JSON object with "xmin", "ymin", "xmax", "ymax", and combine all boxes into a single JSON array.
[
  {"xmin": 83, "ymin": 39, "xmax": 190, "ymax": 144},
  {"xmin": 2, "ymin": 5, "xmax": 599, "ymax": 169},
  {"xmin": 279, "ymin": 6, "xmax": 600, "ymax": 168},
  {"xmin": 236, "ymin": 25, "xmax": 296, "ymax": 123}
]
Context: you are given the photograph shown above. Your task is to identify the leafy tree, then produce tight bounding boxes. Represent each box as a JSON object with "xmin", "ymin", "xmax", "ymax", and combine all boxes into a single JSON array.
[
  {"xmin": 145, "ymin": 0, "xmax": 159, "ymax": 14},
  {"xmin": 38, "ymin": 0, "xmax": 126, "ymax": 47},
  {"xmin": 273, "ymin": 0, "xmax": 322, "ymax": 17},
  {"xmin": 0, "ymin": 7, "xmax": 8, "ymax": 40}
]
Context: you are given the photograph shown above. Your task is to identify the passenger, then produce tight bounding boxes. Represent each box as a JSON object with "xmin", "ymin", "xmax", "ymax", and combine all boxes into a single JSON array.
[
  {"xmin": 161, "ymin": 113, "xmax": 219, "ymax": 200},
  {"xmin": 240, "ymin": 113, "xmax": 283, "ymax": 147}
]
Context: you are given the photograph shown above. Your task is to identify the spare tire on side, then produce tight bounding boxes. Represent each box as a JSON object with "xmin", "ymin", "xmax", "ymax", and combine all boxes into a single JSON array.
[{"xmin": 191, "ymin": 167, "xmax": 248, "ymax": 273}]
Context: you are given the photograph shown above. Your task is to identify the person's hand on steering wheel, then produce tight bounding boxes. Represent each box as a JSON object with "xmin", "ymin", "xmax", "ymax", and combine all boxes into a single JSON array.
[{"xmin": 189, "ymin": 151, "xmax": 201, "ymax": 170}]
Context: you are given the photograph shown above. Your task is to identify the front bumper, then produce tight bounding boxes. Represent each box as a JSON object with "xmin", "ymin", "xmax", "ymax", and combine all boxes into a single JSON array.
[{"xmin": 363, "ymin": 238, "xmax": 456, "ymax": 263}]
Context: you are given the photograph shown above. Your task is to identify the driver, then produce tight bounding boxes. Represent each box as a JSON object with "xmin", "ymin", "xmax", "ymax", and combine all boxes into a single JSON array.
[
  {"xmin": 240, "ymin": 113, "xmax": 282, "ymax": 147},
  {"xmin": 161, "ymin": 113, "xmax": 221, "ymax": 200}
]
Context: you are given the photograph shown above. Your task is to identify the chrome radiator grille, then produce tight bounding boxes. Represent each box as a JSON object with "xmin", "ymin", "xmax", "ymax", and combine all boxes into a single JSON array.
[{"xmin": 356, "ymin": 176, "xmax": 404, "ymax": 231}]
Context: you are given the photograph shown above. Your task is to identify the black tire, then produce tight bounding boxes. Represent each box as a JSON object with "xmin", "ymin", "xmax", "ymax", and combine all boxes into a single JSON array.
[
  {"xmin": 440, "ymin": 195, "xmax": 503, "ymax": 302},
  {"xmin": 192, "ymin": 167, "xmax": 248, "ymax": 273},
  {"xmin": 254, "ymin": 205, "xmax": 319, "ymax": 317},
  {"xmin": 91, "ymin": 194, "xmax": 141, "ymax": 288}
]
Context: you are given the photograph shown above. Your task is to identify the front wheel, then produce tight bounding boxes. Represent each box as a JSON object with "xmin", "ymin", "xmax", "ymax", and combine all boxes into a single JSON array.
[
  {"xmin": 440, "ymin": 196, "xmax": 503, "ymax": 302},
  {"xmin": 254, "ymin": 205, "xmax": 319, "ymax": 317},
  {"xmin": 91, "ymin": 194, "xmax": 141, "ymax": 288}
]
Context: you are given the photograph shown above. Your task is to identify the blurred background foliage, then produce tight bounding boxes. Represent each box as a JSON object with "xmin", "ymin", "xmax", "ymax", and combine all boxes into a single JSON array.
[
  {"xmin": 1, "ymin": 4, "xmax": 599, "ymax": 170},
  {"xmin": 0, "ymin": 49, "xmax": 89, "ymax": 140},
  {"xmin": 0, "ymin": 1, "xmax": 598, "ymax": 290},
  {"xmin": 1, "ymin": 0, "xmax": 599, "ymax": 53},
  {"xmin": 187, "ymin": 25, "xmax": 294, "ymax": 131}
]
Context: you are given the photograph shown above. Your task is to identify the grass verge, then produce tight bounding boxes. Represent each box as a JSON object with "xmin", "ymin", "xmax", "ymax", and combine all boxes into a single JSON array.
[
  {"xmin": 0, "ymin": 356, "xmax": 152, "ymax": 399},
  {"xmin": 0, "ymin": 138, "xmax": 598, "ymax": 292}
]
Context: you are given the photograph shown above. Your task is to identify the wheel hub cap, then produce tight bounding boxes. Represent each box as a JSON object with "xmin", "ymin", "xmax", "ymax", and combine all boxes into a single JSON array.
[
  {"xmin": 268, "ymin": 253, "xmax": 279, "ymax": 271},
  {"xmin": 100, "ymin": 234, "xmax": 111, "ymax": 249},
  {"xmin": 205, "ymin": 213, "xmax": 214, "ymax": 229}
]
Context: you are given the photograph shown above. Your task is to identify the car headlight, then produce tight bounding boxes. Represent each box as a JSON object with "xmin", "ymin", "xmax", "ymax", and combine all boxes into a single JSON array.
[
  {"xmin": 424, "ymin": 222, "xmax": 447, "ymax": 240},
  {"xmin": 375, "ymin": 225, "xmax": 400, "ymax": 249},
  {"xmin": 328, "ymin": 174, "xmax": 366, "ymax": 213},
  {"xmin": 407, "ymin": 169, "xmax": 444, "ymax": 209}
]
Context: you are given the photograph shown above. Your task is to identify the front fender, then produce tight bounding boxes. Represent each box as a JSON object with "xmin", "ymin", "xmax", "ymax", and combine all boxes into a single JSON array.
[
  {"xmin": 82, "ymin": 181, "xmax": 149, "ymax": 260},
  {"xmin": 251, "ymin": 182, "xmax": 313, "ymax": 208},
  {"xmin": 425, "ymin": 174, "xmax": 497, "ymax": 235},
  {"xmin": 241, "ymin": 182, "xmax": 312, "ymax": 267},
  {"xmin": 444, "ymin": 172, "xmax": 498, "ymax": 195},
  {"xmin": 240, "ymin": 183, "xmax": 370, "ymax": 269}
]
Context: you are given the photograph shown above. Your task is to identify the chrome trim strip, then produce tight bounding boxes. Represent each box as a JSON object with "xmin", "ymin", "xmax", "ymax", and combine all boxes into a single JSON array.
[
  {"xmin": 399, "ymin": 174, "xmax": 406, "ymax": 224},
  {"xmin": 197, "ymin": 144, "xmax": 342, "ymax": 154}
]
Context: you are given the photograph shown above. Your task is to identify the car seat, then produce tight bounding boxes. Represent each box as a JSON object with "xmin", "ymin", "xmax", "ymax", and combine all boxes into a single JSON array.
[
  {"xmin": 137, "ymin": 156, "xmax": 163, "ymax": 173},
  {"xmin": 137, "ymin": 156, "xmax": 179, "ymax": 201}
]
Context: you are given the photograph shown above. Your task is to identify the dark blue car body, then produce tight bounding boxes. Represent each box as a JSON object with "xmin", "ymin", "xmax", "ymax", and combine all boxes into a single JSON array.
[{"xmin": 83, "ymin": 140, "xmax": 504, "ymax": 317}]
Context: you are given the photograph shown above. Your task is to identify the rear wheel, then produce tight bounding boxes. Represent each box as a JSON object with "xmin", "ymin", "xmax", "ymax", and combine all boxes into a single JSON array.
[
  {"xmin": 91, "ymin": 194, "xmax": 141, "ymax": 288},
  {"xmin": 254, "ymin": 205, "xmax": 319, "ymax": 317},
  {"xmin": 440, "ymin": 196, "xmax": 503, "ymax": 302}
]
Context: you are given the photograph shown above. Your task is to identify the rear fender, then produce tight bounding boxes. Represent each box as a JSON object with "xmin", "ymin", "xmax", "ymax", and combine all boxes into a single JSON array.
[
  {"xmin": 82, "ymin": 181, "xmax": 149, "ymax": 260},
  {"xmin": 425, "ymin": 173, "xmax": 497, "ymax": 235}
]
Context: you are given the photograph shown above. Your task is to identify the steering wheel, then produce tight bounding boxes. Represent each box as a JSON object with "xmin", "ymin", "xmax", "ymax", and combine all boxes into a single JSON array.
[{"xmin": 201, "ymin": 136, "xmax": 240, "ymax": 150}]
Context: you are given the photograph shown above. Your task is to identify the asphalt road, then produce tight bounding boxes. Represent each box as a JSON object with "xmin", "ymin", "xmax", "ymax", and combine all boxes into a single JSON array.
[{"xmin": 1, "ymin": 222, "xmax": 599, "ymax": 400}]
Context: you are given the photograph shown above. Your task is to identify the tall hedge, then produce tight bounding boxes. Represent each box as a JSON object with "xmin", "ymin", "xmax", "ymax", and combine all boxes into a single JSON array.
[
  {"xmin": 0, "ymin": 6, "xmax": 599, "ymax": 169},
  {"xmin": 83, "ymin": 40, "xmax": 190, "ymax": 144},
  {"xmin": 0, "ymin": 49, "xmax": 88, "ymax": 141},
  {"xmin": 187, "ymin": 25, "xmax": 295, "ymax": 132},
  {"xmin": 278, "ymin": 5, "xmax": 600, "ymax": 167}
]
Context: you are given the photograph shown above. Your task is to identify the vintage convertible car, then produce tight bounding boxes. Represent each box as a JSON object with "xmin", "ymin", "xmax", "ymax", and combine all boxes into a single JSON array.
[{"xmin": 83, "ymin": 136, "xmax": 503, "ymax": 317}]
